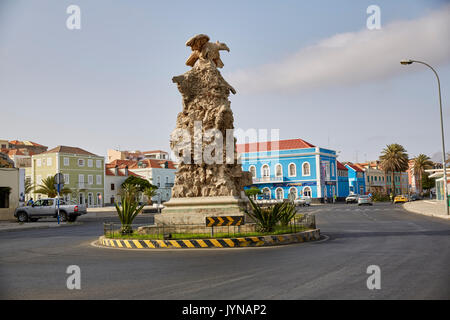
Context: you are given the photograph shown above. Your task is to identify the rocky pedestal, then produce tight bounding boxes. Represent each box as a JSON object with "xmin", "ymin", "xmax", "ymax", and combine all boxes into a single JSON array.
[{"xmin": 154, "ymin": 35, "xmax": 251, "ymax": 226}]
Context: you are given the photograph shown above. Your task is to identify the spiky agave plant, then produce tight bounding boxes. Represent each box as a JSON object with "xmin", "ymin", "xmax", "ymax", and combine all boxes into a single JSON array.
[
  {"xmin": 278, "ymin": 202, "xmax": 297, "ymax": 227},
  {"xmin": 115, "ymin": 185, "xmax": 144, "ymax": 235},
  {"xmin": 246, "ymin": 197, "xmax": 286, "ymax": 233}
]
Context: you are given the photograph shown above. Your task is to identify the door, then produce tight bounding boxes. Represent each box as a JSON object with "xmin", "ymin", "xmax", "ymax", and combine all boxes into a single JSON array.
[{"xmin": 41, "ymin": 199, "xmax": 55, "ymax": 216}]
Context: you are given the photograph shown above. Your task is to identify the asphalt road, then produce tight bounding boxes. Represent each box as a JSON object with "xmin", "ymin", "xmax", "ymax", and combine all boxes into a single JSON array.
[{"xmin": 1, "ymin": 203, "xmax": 449, "ymax": 299}]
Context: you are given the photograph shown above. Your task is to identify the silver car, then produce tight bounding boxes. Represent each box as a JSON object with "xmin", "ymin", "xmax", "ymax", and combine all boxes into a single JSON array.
[{"xmin": 358, "ymin": 195, "xmax": 373, "ymax": 206}]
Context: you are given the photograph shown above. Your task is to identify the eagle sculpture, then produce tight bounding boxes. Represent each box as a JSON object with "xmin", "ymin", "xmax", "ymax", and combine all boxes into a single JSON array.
[{"xmin": 185, "ymin": 34, "xmax": 230, "ymax": 68}]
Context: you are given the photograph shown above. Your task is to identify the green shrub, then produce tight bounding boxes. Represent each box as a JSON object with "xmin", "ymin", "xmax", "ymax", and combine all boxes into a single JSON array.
[
  {"xmin": 371, "ymin": 192, "xmax": 390, "ymax": 202},
  {"xmin": 115, "ymin": 185, "xmax": 145, "ymax": 235},
  {"xmin": 246, "ymin": 198, "xmax": 297, "ymax": 232},
  {"xmin": 279, "ymin": 202, "xmax": 297, "ymax": 226}
]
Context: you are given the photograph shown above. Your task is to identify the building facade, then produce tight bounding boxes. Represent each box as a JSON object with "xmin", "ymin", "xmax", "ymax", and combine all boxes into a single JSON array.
[
  {"xmin": 0, "ymin": 167, "xmax": 19, "ymax": 220},
  {"xmin": 237, "ymin": 138, "xmax": 344, "ymax": 202},
  {"xmin": 31, "ymin": 146, "xmax": 105, "ymax": 207},
  {"xmin": 345, "ymin": 163, "xmax": 366, "ymax": 195}
]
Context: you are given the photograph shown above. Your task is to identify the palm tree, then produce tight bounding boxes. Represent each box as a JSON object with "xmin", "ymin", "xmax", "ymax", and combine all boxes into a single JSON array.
[
  {"xmin": 34, "ymin": 176, "xmax": 72, "ymax": 198},
  {"xmin": 143, "ymin": 186, "xmax": 157, "ymax": 205},
  {"xmin": 412, "ymin": 154, "xmax": 434, "ymax": 193},
  {"xmin": 379, "ymin": 144, "xmax": 409, "ymax": 196}
]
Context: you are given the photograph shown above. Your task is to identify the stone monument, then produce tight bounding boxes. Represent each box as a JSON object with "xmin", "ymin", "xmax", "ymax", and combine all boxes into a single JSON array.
[{"xmin": 154, "ymin": 34, "xmax": 252, "ymax": 225}]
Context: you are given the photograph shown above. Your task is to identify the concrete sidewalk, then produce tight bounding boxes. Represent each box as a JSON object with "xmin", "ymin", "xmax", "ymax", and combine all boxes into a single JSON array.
[{"xmin": 403, "ymin": 200, "xmax": 450, "ymax": 220}]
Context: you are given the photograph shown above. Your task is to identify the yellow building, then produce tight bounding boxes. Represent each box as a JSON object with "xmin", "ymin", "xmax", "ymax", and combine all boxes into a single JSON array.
[{"xmin": 0, "ymin": 167, "xmax": 20, "ymax": 220}]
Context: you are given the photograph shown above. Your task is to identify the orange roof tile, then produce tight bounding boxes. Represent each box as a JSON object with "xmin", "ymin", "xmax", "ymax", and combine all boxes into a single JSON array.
[{"xmin": 236, "ymin": 138, "xmax": 315, "ymax": 153}]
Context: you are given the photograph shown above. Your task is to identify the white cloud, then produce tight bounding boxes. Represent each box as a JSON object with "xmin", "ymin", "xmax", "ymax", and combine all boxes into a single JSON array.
[{"xmin": 228, "ymin": 5, "xmax": 450, "ymax": 94}]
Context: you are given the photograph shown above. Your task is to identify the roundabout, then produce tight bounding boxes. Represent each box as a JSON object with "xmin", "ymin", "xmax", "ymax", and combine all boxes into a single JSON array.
[{"xmin": 97, "ymin": 228, "xmax": 321, "ymax": 249}]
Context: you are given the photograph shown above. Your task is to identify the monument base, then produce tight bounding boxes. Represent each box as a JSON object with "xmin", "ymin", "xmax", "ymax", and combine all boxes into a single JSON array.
[{"xmin": 154, "ymin": 196, "xmax": 249, "ymax": 225}]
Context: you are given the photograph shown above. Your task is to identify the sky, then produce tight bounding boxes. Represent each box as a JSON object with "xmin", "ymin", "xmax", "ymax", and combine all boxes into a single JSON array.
[{"xmin": 0, "ymin": 0, "xmax": 449, "ymax": 163}]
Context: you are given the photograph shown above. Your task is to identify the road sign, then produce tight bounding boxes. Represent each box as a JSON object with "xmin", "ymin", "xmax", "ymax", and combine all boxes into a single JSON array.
[
  {"xmin": 54, "ymin": 173, "xmax": 64, "ymax": 184},
  {"xmin": 205, "ymin": 216, "xmax": 244, "ymax": 227}
]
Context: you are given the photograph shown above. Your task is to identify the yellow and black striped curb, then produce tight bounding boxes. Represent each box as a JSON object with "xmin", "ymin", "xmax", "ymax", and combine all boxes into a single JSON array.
[{"xmin": 98, "ymin": 229, "xmax": 320, "ymax": 249}]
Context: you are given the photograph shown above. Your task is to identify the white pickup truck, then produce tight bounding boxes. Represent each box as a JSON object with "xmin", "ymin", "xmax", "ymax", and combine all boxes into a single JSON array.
[{"xmin": 14, "ymin": 198, "xmax": 87, "ymax": 222}]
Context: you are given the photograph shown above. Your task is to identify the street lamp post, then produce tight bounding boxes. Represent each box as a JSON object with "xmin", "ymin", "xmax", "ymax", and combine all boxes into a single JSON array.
[{"xmin": 401, "ymin": 59, "xmax": 449, "ymax": 215}]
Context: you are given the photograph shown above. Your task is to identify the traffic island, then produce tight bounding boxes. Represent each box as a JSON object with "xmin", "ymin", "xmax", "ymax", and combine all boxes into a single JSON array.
[{"xmin": 97, "ymin": 228, "xmax": 321, "ymax": 249}]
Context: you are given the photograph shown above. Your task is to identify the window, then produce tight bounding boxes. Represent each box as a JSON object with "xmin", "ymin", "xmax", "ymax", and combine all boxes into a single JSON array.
[
  {"xmin": 325, "ymin": 162, "xmax": 330, "ymax": 179},
  {"xmin": 64, "ymin": 157, "xmax": 69, "ymax": 166},
  {"xmin": 262, "ymin": 187, "xmax": 271, "ymax": 199},
  {"xmin": 331, "ymin": 162, "xmax": 335, "ymax": 176},
  {"xmin": 289, "ymin": 163, "xmax": 296, "ymax": 177},
  {"xmin": 78, "ymin": 159, "xmax": 85, "ymax": 167},
  {"xmin": 288, "ymin": 187, "xmax": 297, "ymax": 200},
  {"xmin": 262, "ymin": 164, "xmax": 270, "ymax": 178},
  {"xmin": 47, "ymin": 158, "xmax": 52, "ymax": 166},
  {"xmin": 157, "ymin": 176, "xmax": 161, "ymax": 188},
  {"xmin": 88, "ymin": 175, "xmax": 93, "ymax": 185},
  {"xmin": 111, "ymin": 183, "xmax": 115, "ymax": 191},
  {"xmin": 275, "ymin": 164, "xmax": 282, "ymax": 177},
  {"xmin": 36, "ymin": 159, "xmax": 41, "ymax": 167},
  {"xmin": 302, "ymin": 162, "xmax": 310, "ymax": 176},
  {"xmin": 276, "ymin": 188, "xmax": 284, "ymax": 200},
  {"xmin": 96, "ymin": 175, "xmax": 101, "ymax": 185},
  {"xmin": 64, "ymin": 174, "xmax": 69, "ymax": 184},
  {"xmin": 303, "ymin": 187, "xmax": 312, "ymax": 197},
  {"xmin": 96, "ymin": 160, "xmax": 102, "ymax": 168},
  {"xmin": 0, "ymin": 187, "xmax": 10, "ymax": 208},
  {"xmin": 88, "ymin": 159, "xmax": 93, "ymax": 167},
  {"xmin": 249, "ymin": 166, "xmax": 256, "ymax": 178}
]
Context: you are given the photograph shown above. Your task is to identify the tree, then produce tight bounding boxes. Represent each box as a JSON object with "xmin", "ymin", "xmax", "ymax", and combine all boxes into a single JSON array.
[
  {"xmin": 143, "ymin": 186, "xmax": 157, "ymax": 205},
  {"xmin": 412, "ymin": 154, "xmax": 434, "ymax": 193},
  {"xmin": 421, "ymin": 172, "xmax": 435, "ymax": 192},
  {"xmin": 24, "ymin": 179, "xmax": 33, "ymax": 195},
  {"xmin": 245, "ymin": 187, "xmax": 262, "ymax": 200},
  {"xmin": 34, "ymin": 176, "xmax": 72, "ymax": 198},
  {"xmin": 379, "ymin": 144, "xmax": 409, "ymax": 196},
  {"xmin": 121, "ymin": 176, "xmax": 155, "ymax": 192}
]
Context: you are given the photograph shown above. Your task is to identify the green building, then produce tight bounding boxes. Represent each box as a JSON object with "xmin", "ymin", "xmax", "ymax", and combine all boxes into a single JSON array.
[{"xmin": 31, "ymin": 146, "xmax": 104, "ymax": 207}]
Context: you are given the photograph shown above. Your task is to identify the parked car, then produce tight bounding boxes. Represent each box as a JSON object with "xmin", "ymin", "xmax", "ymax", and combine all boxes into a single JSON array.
[
  {"xmin": 358, "ymin": 195, "xmax": 373, "ymax": 206},
  {"xmin": 294, "ymin": 196, "xmax": 311, "ymax": 207},
  {"xmin": 409, "ymin": 194, "xmax": 422, "ymax": 201},
  {"xmin": 345, "ymin": 194, "xmax": 359, "ymax": 204},
  {"xmin": 394, "ymin": 195, "xmax": 408, "ymax": 204},
  {"xmin": 14, "ymin": 198, "xmax": 87, "ymax": 222}
]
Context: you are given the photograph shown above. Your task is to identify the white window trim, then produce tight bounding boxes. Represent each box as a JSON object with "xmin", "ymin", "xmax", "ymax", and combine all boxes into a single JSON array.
[
  {"xmin": 302, "ymin": 162, "xmax": 311, "ymax": 176},
  {"xmin": 64, "ymin": 174, "xmax": 70, "ymax": 184},
  {"xmin": 288, "ymin": 162, "xmax": 296, "ymax": 177},
  {"xmin": 88, "ymin": 175, "xmax": 93, "ymax": 185},
  {"xmin": 249, "ymin": 165, "xmax": 257, "ymax": 178},
  {"xmin": 262, "ymin": 187, "xmax": 271, "ymax": 199},
  {"xmin": 288, "ymin": 187, "xmax": 298, "ymax": 199},
  {"xmin": 78, "ymin": 159, "xmax": 85, "ymax": 167},
  {"xmin": 303, "ymin": 186, "xmax": 312, "ymax": 197},
  {"xmin": 275, "ymin": 163, "xmax": 283, "ymax": 177},
  {"xmin": 64, "ymin": 157, "xmax": 69, "ymax": 166},
  {"xmin": 88, "ymin": 159, "xmax": 93, "ymax": 167},
  {"xmin": 275, "ymin": 187, "xmax": 284, "ymax": 200},
  {"xmin": 96, "ymin": 160, "xmax": 102, "ymax": 168},
  {"xmin": 96, "ymin": 175, "xmax": 101, "ymax": 185},
  {"xmin": 47, "ymin": 157, "xmax": 52, "ymax": 166},
  {"xmin": 36, "ymin": 159, "xmax": 41, "ymax": 167},
  {"xmin": 261, "ymin": 164, "xmax": 270, "ymax": 177}
]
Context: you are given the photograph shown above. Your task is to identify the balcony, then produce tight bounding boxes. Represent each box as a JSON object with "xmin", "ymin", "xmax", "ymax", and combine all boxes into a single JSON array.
[{"xmin": 252, "ymin": 176, "xmax": 284, "ymax": 184}]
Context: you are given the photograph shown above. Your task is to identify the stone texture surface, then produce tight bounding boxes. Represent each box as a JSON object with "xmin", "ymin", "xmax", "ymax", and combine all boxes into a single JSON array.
[{"xmin": 169, "ymin": 35, "xmax": 251, "ymax": 199}]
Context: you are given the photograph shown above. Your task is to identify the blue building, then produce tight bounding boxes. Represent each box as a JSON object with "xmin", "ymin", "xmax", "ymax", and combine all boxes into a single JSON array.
[
  {"xmin": 237, "ymin": 138, "xmax": 349, "ymax": 203},
  {"xmin": 345, "ymin": 163, "xmax": 366, "ymax": 195},
  {"xmin": 337, "ymin": 161, "xmax": 350, "ymax": 199}
]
